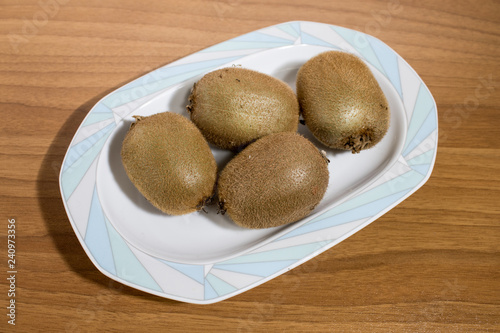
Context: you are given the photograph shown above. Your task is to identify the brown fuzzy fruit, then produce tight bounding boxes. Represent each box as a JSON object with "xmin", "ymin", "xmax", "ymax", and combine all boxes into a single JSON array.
[
  {"xmin": 187, "ymin": 67, "xmax": 299, "ymax": 150},
  {"xmin": 121, "ymin": 112, "xmax": 217, "ymax": 215},
  {"xmin": 296, "ymin": 51, "xmax": 390, "ymax": 153},
  {"xmin": 217, "ymin": 132, "xmax": 329, "ymax": 229}
]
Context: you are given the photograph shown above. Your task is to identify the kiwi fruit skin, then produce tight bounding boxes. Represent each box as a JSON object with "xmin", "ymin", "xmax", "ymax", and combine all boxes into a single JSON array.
[
  {"xmin": 217, "ymin": 132, "xmax": 329, "ymax": 229},
  {"xmin": 121, "ymin": 112, "xmax": 217, "ymax": 215},
  {"xmin": 296, "ymin": 51, "xmax": 390, "ymax": 153},
  {"xmin": 187, "ymin": 67, "xmax": 299, "ymax": 151}
]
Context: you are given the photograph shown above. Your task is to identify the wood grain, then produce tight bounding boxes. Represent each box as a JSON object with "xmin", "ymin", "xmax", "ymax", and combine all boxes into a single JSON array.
[{"xmin": 1, "ymin": 0, "xmax": 499, "ymax": 331}]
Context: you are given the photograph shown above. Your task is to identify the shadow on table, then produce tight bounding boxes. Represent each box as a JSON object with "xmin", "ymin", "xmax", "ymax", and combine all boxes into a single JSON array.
[{"xmin": 36, "ymin": 81, "xmax": 182, "ymax": 305}]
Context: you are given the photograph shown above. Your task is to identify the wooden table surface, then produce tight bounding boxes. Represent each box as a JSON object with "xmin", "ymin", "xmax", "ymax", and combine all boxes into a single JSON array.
[{"xmin": 1, "ymin": 0, "xmax": 499, "ymax": 331}]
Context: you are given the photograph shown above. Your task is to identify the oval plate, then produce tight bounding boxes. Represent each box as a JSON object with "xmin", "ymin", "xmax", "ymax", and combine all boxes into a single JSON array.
[{"xmin": 59, "ymin": 21, "xmax": 438, "ymax": 304}]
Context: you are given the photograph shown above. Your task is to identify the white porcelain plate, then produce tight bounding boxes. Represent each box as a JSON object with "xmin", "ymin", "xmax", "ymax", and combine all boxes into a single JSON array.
[{"xmin": 59, "ymin": 21, "xmax": 438, "ymax": 304}]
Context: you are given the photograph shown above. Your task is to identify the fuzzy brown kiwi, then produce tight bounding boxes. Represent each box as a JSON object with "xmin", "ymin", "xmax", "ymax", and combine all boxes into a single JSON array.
[
  {"xmin": 296, "ymin": 51, "xmax": 390, "ymax": 153},
  {"xmin": 217, "ymin": 132, "xmax": 329, "ymax": 229},
  {"xmin": 121, "ymin": 112, "xmax": 217, "ymax": 215},
  {"xmin": 187, "ymin": 67, "xmax": 299, "ymax": 151}
]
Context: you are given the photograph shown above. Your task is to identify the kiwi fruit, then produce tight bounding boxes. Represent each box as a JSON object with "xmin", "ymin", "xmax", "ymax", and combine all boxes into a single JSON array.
[
  {"xmin": 187, "ymin": 67, "xmax": 299, "ymax": 150},
  {"xmin": 217, "ymin": 132, "xmax": 329, "ymax": 229},
  {"xmin": 121, "ymin": 112, "xmax": 217, "ymax": 215},
  {"xmin": 296, "ymin": 51, "xmax": 390, "ymax": 153}
]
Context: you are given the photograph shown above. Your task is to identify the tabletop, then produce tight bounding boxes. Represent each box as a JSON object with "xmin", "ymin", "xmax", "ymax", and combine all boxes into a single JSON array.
[{"xmin": 1, "ymin": 0, "xmax": 499, "ymax": 331}]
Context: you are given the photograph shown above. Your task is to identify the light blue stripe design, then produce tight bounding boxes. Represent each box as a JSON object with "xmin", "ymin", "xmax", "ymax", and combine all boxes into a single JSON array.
[
  {"xmin": 61, "ymin": 128, "xmax": 114, "ymax": 200},
  {"xmin": 82, "ymin": 112, "xmax": 114, "ymax": 126},
  {"xmin": 91, "ymin": 103, "xmax": 113, "ymax": 113},
  {"xmin": 201, "ymin": 41, "xmax": 292, "ymax": 53},
  {"xmin": 403, "ymin": 85, "xmax": 435, "ymax": 152},
  {"xmin": 105, "ymin": 218, "xmax": 162, "ymax": 292},
  {"xmin": 368, "ymin": 36, "xmax": 402, "ymax": 97},
  {"xmin": 63, "ymin": 122, "xmax": 115, "ymax": 171},
  {"xmin": 301, "ymin": 31, "xmax": 339, "ymax": 48},
  {"xmin": 316, "ymin": 170, "xmax": 425, "ymax": 220},
  {"xmin": 206, "ymin": 274, "xmax": 237, "ymax": 296},
  {"xmin": 204, "ymin": 279, "xmax": 218, "ymax": 299},
  {"xmin": 220, "ymin": 242, "xmax": 330, "ymax": 265},
  {"xmin": 159, "ymin": 260, "xmax": 204, "ymax": 285},
  {"xmin": 313, "ymin": 189, "xmax": 412, "ymax": 227},
  {"xmin": 277, "ymin": 22, "xmax": 300, "ymax": 38},
  {"xmin": 411, "ymin": 163, "xmax": 431, "ymax": 176},
  {"xmin": 233, "ymin": 31, "xmax": 296, "ymax": 44},
  {"xmin": 103, "ymin": 68, "xmax": 217, "ymax": 109},
  {"xmin": 290, "ymin": 22, "xmax": 301, "ymax": 36},
  {"xmin": 214, "ymin": 260, "xmax": 297, "ymax": 277},
  {"xmin": 407, "ymin": 149, "xmax": 435, "ymax": 166},
  {"xmin": 403, "ymin": 106, "xmax": 437, "ymax": 157},
  {"xmin": 84, "ymin": 187, "xmax": 116, "ymax": 275},
  {"xmin": 114, "ymin": 55, "xmax": 243, "ymax": 93},
  {"xmin": 279, "ymin": 217, "xmax": 363, "ymax": 241},
  {"xmin": 329, "ymin": 25, "xmax": 386, "ymax": 76}
]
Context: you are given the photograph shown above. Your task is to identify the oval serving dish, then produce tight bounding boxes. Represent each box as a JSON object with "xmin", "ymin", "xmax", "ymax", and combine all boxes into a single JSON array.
[{"xmin": 59, "ymin": 21, "xmax": 438, "ymax": 304}]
